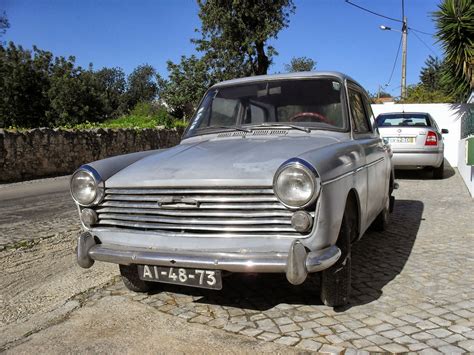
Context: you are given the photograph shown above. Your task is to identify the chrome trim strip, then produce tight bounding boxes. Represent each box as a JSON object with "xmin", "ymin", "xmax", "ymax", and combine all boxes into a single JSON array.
[
  {"xmin": 96, "ymin": 207, "xmax": 293, "ymax": 218},
  {"xmin": 98, "ymin": 219, "xmax": 296, "ymax": 232},
  {"xmin": 106, "ymin": 188, "xmax": 275, "ymax": 195},
  {"xmin": 322, "ymin": 157, "xmax": 385, "ymax": 186},
  {"xmin": 98, "ymin": 213, "xmax": 292, "ymax": 225},
  {"xmin": 104, "ymin": 194, "xmax": 278, "ymax": 203},
  {"xmin": 100, "ymin": 201, "xmax": 287, "ymax": 210}
]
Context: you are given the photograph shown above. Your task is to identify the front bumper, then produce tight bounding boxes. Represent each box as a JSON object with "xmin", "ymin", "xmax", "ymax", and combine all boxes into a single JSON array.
[{"xmin": 77, "ymin": 232, "xmax": 341, "ymax": 285}]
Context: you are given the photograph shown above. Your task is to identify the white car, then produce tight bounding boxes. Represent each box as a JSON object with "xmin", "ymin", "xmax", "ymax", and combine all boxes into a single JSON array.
[{"xmin": 376, "ymin": 112, "xmax": 448, "ymax": 178}]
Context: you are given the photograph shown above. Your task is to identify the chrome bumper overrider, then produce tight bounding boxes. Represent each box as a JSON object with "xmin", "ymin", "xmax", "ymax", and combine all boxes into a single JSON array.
[{"xmin": 77, "ymin": 232, "xmax": 341, "ymax": 285}]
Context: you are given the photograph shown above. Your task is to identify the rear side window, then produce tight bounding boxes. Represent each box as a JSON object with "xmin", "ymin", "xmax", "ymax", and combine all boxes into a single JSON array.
[
  {"xmin": 348, "ymin": 90, "xmax": 370, "ymax": 133},
  {"xmin": 376, "ymin": 114, "xmax": 432, "ymax": 127}
]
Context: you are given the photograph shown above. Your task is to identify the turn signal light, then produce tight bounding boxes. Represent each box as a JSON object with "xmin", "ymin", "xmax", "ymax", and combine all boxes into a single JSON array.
[{"xmin": 425, "ymin": 131, "xmax": 438, "ymax": 146}]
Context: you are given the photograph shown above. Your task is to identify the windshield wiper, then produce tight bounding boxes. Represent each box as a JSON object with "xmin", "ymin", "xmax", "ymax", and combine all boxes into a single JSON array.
[
  {"xmin": 198, "ymin": 125, "xmax": 253, "ymax": 133},
  {"xmin": 249, "ymin": 123, "xmax": 311, "ymax": 133}
]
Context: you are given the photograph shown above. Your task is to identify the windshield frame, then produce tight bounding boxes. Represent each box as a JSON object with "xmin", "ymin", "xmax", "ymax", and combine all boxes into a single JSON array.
[{"xmin": 183, "ymin": 76, "xmax": 350, "ymax": 139}]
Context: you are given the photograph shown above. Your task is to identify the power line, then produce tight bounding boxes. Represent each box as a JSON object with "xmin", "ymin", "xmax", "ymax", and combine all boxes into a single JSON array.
[
  {"xmin": 409, "ymin": 27, "xmax": 434, "ymax": 36},
  {"xmin": 412, "ymin": 30, "xmax": 437, "ymax": 56},
  {"xmin": 386, "ymin": 34, "xmax": 403, "ymax": 86},
  {"xmin": 345, "ymin": 0, "xmax": 403, "ymax": 23}
]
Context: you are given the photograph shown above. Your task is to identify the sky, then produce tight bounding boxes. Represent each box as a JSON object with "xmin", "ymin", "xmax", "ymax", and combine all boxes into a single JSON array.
[{"xmin": 2, "ymin": 0, "xmax": 444, "ymax": 97}]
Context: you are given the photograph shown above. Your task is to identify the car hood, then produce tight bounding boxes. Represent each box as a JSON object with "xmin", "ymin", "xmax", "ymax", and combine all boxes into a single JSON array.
[{"xmin": 106, "ymin": 135, "xmax": 340, "ymax": 188}]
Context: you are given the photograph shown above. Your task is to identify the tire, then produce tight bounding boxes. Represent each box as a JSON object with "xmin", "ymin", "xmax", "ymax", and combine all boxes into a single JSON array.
[
  {"xmin": 320, "ymin": 205, "xmax": 355, "ymax": 307},
  {"xmin": 433, "ymin": 160, "xmax": 444, "ymax": 179},
  {"xmin": 119, "ymin": 264, "xmax": 156, "ymax": 293},
  {"xmin": 372, "ymin": 195, "xmax": 390, "ymax": 232}
]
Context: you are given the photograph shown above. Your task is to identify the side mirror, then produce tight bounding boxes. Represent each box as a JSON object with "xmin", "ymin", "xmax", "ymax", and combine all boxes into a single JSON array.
[{"xmin": 441, "ymin": 128, "xmax": 449, "ymax": 134}]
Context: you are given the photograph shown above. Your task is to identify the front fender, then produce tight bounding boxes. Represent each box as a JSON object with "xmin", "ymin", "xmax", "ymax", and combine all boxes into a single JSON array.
[{"xmin": 80, "ymin": 149, "xmax": 166, "ymax": 182}]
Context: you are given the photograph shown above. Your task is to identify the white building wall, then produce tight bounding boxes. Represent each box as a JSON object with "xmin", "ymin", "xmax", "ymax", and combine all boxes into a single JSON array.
[{"xmin": 371, "ymin": 103, "xmax": 469, "ymax": 168}]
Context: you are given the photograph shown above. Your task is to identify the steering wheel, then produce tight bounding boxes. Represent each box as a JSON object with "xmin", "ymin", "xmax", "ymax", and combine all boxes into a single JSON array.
[{"xmin": 289, "ymin": 112, "xmax": 330, "ymax": 124}]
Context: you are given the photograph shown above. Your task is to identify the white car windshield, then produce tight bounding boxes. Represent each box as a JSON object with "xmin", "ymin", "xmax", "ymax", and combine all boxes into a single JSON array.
[{"xmin": 186, "ymin": 78, "xmax": 346, "ymax": 136}]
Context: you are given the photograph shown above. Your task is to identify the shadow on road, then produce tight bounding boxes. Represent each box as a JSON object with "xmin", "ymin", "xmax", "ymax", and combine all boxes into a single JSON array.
[
  {"xmin": 395, "ymin": 158, "xmax": 455, "ymax": 180},
  {"xmin": 150, "ymin": 199, "xmax": 423, "ymax": 311}
]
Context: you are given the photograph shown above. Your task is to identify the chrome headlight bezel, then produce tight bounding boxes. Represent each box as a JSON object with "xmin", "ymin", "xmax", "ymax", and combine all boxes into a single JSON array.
[
  {"xmin": 273, "ymin": 159, "xmax": 320, "ymax": 209},
  {"xmin": 70, "ymin": 166, "xmax": 104, "ymax": 207}
]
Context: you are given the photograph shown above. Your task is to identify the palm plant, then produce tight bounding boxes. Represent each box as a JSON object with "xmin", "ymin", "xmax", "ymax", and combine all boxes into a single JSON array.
[{"xmin": 433, "ymin": 0, "xmax": 474, "ymax": 101}]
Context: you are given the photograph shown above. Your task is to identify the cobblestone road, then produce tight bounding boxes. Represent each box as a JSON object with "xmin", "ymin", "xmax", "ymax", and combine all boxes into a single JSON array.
[{"xmin": 1, "ymin": 168, "xmax": 473, "ymax": 353}]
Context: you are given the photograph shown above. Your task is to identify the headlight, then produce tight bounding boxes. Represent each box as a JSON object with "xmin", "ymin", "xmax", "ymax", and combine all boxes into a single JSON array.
[
  {"xmin": 70, "ymin": 168, "xmax": 103, "ymax": 206},
  {"xmin": 273, "ymin": 161, "xmax": 320, "ymax": 208}
]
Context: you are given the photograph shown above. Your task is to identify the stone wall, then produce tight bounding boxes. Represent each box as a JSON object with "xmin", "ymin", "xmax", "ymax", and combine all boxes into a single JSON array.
[{"xmin": 0, "ymin": 128, "xmax": 183, "ymax": 183}]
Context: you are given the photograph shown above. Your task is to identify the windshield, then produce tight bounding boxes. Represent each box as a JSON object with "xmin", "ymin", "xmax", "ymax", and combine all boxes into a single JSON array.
[
  {"xmin": 185, "ymin": 78, "xmax": 346, "ymax": 137},
  {"xmin": 376, "ymin": 113, "xmax": 432, "ymax": 127}
]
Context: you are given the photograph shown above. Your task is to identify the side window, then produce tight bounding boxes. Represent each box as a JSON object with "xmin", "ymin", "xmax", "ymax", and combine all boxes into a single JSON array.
[
  {"xmin": 250, "ymin": 104, "xmax": 265, "ymax": 124},
  {"xmin": 348, "ymin": 90, "xmax": 370, "ymax": 133}
]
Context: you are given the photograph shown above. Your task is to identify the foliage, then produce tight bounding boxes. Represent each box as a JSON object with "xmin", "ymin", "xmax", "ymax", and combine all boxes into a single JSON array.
[
  {"xmin": 400, "ymin": 84, "xmax": 454, "ymax": 104},
  {"xmin": 124, "ymin": 64, "xmax": 158, "ymax": 111},
  {"xmin": 0, "ymin": 41, "xmax": 163, "ymax": 128},
  {"xmin": 192, "ymin": 0, "xmax": 295, "ymax": 80},
  {"xmin": 433, "ymin": 0, "xmax": 474, "ymax": 101},
  {"xmin": 157, "ymin": 55, "xmax": 213, "ymax": 119},
  {"xmin": 0, "ymin": 43, "xmax": 53, "ymax": 127},
  {"xmin": 419, "ymin": 55, "xmax": 444, "ymax": 92},
  {"xmin": 284, "ymin": 56, "xmax": 316, "ymax": 72}
]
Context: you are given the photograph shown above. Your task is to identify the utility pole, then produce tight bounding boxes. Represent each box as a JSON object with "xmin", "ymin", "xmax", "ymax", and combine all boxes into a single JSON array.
[{"xmin": 401, "ymin": 16, "xmax": 408, "ymax": 99}]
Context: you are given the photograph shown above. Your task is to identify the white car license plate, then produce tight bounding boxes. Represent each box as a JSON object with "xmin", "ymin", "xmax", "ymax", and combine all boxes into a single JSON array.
[
  {"xmin": 138, "ymin": 265, "xmax": 222, "ymax": 290},
  {"xmin": 388, "ymin": 137, "xmax": 415, "ymax": 144}
]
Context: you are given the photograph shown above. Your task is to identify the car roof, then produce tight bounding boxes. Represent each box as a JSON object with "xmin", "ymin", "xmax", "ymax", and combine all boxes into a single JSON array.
[
  {"xmin": 377, "ymin": 112, "xmax": 430, "ymax": 116},
  {"xmin": 210, "ymin": 71, "xmax": 362, "ymax": 89}
]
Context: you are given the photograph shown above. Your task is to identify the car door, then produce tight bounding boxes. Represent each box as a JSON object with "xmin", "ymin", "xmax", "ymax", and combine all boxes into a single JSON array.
[{"xmin": 347, "ymin": 85, "xmax": 387, "ymax": 227}]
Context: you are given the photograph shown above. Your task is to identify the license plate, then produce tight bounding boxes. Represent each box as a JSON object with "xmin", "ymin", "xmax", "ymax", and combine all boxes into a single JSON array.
[
  {"xmin": 388, "ymin": 137, "xmax": 415, "ymax": 144},
  {"xmin": 138, "ymin": 265, "xmax": 222, "ymax": 290}
]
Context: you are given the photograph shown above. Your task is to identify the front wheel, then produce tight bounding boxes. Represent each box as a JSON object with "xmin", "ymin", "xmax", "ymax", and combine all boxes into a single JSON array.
[
  {"xmin": 320, "ymin": 205, "xmax": 355, "ymax": 307},
  {"xmin": 119, "ymin": 264, "xmax": 157, "ymax": 293}
]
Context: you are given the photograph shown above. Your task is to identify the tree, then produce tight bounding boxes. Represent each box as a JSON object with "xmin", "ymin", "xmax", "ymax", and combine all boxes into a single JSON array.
[
  {"xmin": 400, "ymin": 84, "xmax": 453, "ymax": 104},
  {"xmin": 157, "ymin": 55, "xmax": 213, "ymax": 119},
  {"xmin": 192, "ymin": 0, "xmax": 295, "ymax": 80},
  {"xmin": 419, "ymin": 55, "xmax": 444, "ymax": 92},
  {"xmin": 434, "ymin": 0, "xmax": 473, "ymax": 101},
  {"xmin": 0, "ymin": 43, "xmax": 53, "ymax": 127},
  {"xmin": 124, "ymin": 64, "xmax": 157, "ymax": 110},
  {"xmin": 284, "ymin": 56, "xmax": 316, "ymax": 72},
  {"xmin": 95, "ymin": 67, "xmax": 126, "ymax": 118}
]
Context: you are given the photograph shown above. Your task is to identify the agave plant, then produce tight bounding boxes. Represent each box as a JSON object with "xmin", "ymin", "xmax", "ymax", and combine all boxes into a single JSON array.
[{"xmin": 433, "ymin": 0, "xmax": 474, "ymax": 101}]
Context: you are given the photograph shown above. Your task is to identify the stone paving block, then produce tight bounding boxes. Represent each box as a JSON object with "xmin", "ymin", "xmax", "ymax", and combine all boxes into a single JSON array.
[
  {"xmin": 419, "ymin": 348, "xmax": 442, "ymax": 355},
  {"xmin": 438, "ymin": 345, "xmax": 465, "ymax": 354},
  {"xmin": 381, "ymin": 343, "xmax": 409, "ymax": 353},
  {"xmin": 256, "ymin": 332, "xmax": 280, "ymax": 342},
  {"xmin": 354, "ymin": 327, "xmax": 375, "ymax": 337},
  {"xmin": 297, "ymin": 328, "xmax": 316, "ymax": 338},
  {"xmin": 318, "ymin": 344, "xmax": 346, "ymax": 354},
  {"xmin": 380, "ymin": 329, "xmax": 404, "ymax": 339},
  {"xmin": 448, "ymin": 324, "xmax": 472, "ymax": 334},
  {"xmin": 274, "ymin": 317, "xmax": 293, "ymax": 326},
  {"xmin": 239, "ymin": 327, "xmax": 263, "ymax": 337},
  {"xmin": 275, "ymin": 336, "xmax": 300, "ymax": 346},
  {"xmin": 458, "ymin": 340, "xmax": 474, "ymax": 352},
  {"xmin": 408, "ymin": 343, "xmax": 429, "ymax": 351},
  {"xmin": 295, "ymin": 339, "xmax": 323, "ymax": 351},
  {"xmin": 416, "ymin": 320, "xmax": 438, "ymax": 330},
  {"xmin": 427, "ymin": 328, "xmax": 452, "ymax": 338},
  {"xmin": 399, "ymin": 325, "xmax": 420, "ymax": 334},
  {"xmin": 366, "ymin": 334, "xmax": 391, "ymax": 345},
  {"xmin": 279, "ymin": 323, "xmax": 301, "ymax": 333},
  {"xmin": 426, "ymin": 338, "xmax": 449, "ymax": 348}
]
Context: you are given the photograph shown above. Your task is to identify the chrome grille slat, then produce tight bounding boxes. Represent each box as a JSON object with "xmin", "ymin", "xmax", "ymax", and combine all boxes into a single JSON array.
[
  {"xmin": 97, "ymin": 207, "xmax": 292, "ymax": 218},
  {"xmin": 104, "ymin": 194, "xmax": 278, "ymax": 203},
  {"xmin": 99, "ymin": 213, "xmax": 292, "ymax": 225},
  {"xmin": 106, "ymin": 188, "xmax": 274, "ymax": 195},
  {"xmin": 99, "ymin": 219, "xmax": 295, "ymax": 232},
  {"xmin": 95, "ymin": 187, "xmax": 304, "ymax": 237},
  {"xmin": 100, "ymin": 201, "xmax": 287, "ymax": 210}
]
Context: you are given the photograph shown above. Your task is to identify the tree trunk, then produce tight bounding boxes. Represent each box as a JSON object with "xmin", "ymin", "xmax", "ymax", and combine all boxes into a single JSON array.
[{"xmin": 255, "ymin": 41, "xmax": 269, "ymax": 75}]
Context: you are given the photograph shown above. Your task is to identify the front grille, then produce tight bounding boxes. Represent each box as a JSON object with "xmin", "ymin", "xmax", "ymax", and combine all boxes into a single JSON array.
[{"xmin": 94, "ymin": 187, "xmax": 307, "ymax": 237}]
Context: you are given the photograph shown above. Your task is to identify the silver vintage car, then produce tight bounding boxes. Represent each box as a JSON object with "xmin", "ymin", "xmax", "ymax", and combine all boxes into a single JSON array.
[
  {"xmin": 71, "ymin": 72, "xmax": 395, "ymax": 307},
  {"xmin": 376, "ymin": 112, "xmax": 448, "ymax": 179}
]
